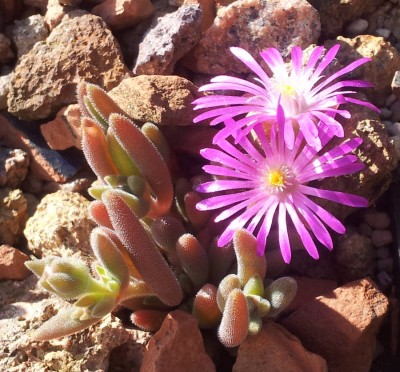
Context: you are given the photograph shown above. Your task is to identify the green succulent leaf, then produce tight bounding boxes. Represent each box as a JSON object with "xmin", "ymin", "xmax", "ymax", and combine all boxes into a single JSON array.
[{"xmin": 243, "ymin": 274, "xmax": 264, "ymax": 297}]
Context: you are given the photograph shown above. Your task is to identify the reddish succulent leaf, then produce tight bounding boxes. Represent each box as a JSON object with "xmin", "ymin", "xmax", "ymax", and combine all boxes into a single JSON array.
[
  {"xmin": 109, "ymin": 114, "xmax": 173, "ymax": 217},
  {"xmin": 86, "ymin": 83, "xmax": 126, "ymax": 121},
  {"xmin": 82, "ymin": 117, "xmax": 119, "ymax": 181},
  {"xmin": 103, "ymin": 191, "xmax": 183, "ymax": 306},
  {"xmin": 218, "ymin": 288, "xmax": 249, "ymax": 348},
  {"xmin": 192, "ymin": 284, "xmax": 222, "ymax": 329},
  {"xmin": 184, "ymin": 191, "xmax": 211, "ymax": 230},
  {"xmin": 176, "ymin": 234, "xmax": 209, "ymax": 288},
  {"xmin": 208, "ymin": 239, "xmax": 235, "ymax": 285},
  {"xmin": 88, "ymin": 200, "xmax": 113, "ymax": 229},
  {"xmin": 131, "ymin": 309, "xmax": 168, "ymax": 332}
]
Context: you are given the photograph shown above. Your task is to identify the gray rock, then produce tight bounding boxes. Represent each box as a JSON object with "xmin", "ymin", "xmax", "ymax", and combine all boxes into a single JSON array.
[
  {"xmin": 7, "ymin": 14, "xmax": 49, "ymax": 58},
  {"xmin": 134, "ymin": 4, "xmax": 202, "ymax": 75}
]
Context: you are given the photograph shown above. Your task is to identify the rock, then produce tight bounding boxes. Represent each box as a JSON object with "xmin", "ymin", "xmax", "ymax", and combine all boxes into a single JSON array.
[
  {"xmin": 6, "ymin": 14, "xmax": 49, "ymax": 58},
  {"xmin": 184, "ymin": 0, "xmax": 320, "ymax": 74},
  {"xmin": 7, "ymin": 11, "xmax": 131, "ymax": 121},
  {"xmin": 109, "ymin": 329, "xmax": 152, "ymax": 372},
  {"xmin": 383, "ymin": 5, "xmax": 400, "ymax": 40},
  {"xmin": 281, "ymin": 278, "xmax": 389, "ymax": 372},
  {"xmin": 92, "ymin": 0, "xmax": 154, "ymax": 30},
  {"xmin": 0, "ymin": 188, "xmax": 28, "ymax": 246},
  {"xmin": 133, "ymin": 4, "xmax": 202, "ymax": 75},
  {"xmin": 307, "ymin": 0, "xmax": 384, "ymax": 37},
  {"xmin": 344, "ymin": 18, "xmax": 369, "ymax": 37},
  {"xmin": 233, "ymin": 320, "xmax": 328, "ymax": 372},
  {"xmin": 184, "ymin": 0, "xmax": 216, "ymax": 32},
  {"xmin": 0, "ymin": 0, "xmax": 22, "ymax": 28},
  {"xmin": 371, "ymin": 229, "xmax": 393, "ymax": 247},
  {"xmin": 316, "ymin": 102, "xmax": 396, "ymax": 220},
  {"xmin": 390, "ymin": 99, "xmax": 400, "ymax": 123},
  {"xmin": 0, "ymin": 275, "xmax": 136, "ymax": 371},
  {"xmin": 24, "ymin": 190, "xmax": 95, "ymax": 258},
  {"xmin": 108, "ymin": 75, "xmax": 201, "ymax": 126},
  {"xmin": 141, "ymin": 310, "xmax": 216, "ymax": 372},
  {"xmin": 375, "ymin": 27, "xmax": 391, "ymax": 39},
  {"xmin": 40, "ymin": 104, "xmax": 82, "ymax": 150},
  {"xmin": 0, "ymin": 147, "xmax": 29, "ymax": 188},
  {"xmin": 334, "ymin": 230, "xmax": 375, "ymax": 282},
  {"xmin": 362, "ymin": 209, "xmax": 391, "ymax": 229},
  {"xmin": 0, "ymin": 113, "xmax": 84, "ymax": 183},
  {"xmin": 24, "ymin": 0, "xmax": 48, "ymax": 11},
  {"xmin": 0, "ymin": 244, "xmax": 30, "ymax": 280},
  {"xmin": 44, "ymin": 0, "xmax": 68, "ymax": 30},
  {"xmin": 0, "ymin": 33, "xmax": 15, "ymax": 64},
  {"xmin": 325, "ymin": 35, "xmax": 400, "ymax": 106},
  {"xmin": 0, "ymin": 71, "xmax": 12, "ymax": 110},
  {"xmin": 284, "ymin": 276, "xmax": 338, "ymax": 314}
]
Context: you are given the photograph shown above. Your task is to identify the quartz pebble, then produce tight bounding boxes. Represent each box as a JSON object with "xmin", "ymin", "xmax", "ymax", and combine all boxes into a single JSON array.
[{"xmin": 371, "ymin": 229, "xmax": 393, "ymax": 247}]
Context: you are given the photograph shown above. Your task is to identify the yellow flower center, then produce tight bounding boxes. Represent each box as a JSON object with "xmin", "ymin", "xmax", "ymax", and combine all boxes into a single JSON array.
[
  {"xmin": 268, "ymin": 170, "xmax": 285, "ymax": 187},
  {"xmin": 279, "ymin": 83, "xmax": 297, "ymax": 97}
]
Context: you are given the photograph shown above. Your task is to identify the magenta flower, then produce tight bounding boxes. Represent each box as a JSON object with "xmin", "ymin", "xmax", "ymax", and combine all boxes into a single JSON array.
[
  {"xmin": 196, "ymin": 110, "xmax": 368, "ymax": 263},
  {"xmin": 193, "ymin": 45, "xmax": 378, "ymax": 150}
]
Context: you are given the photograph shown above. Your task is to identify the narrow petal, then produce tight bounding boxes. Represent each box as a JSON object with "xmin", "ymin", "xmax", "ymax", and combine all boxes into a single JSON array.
[
  {"xmin": 197, "ymin": 179, "xmax": 259, "ymax": 193},
  {"xmin": 231, "ymin": 47, "xmax": 271, "ymax": 83},
  {"xmin": 202, "ymin": 164, "xmax": 255, "ymax": 180},
  {"xmin": 299, "ymin": 185, "xmax": 369, "ymax": 207},
  {"xmin": 255, "ymin": 200, "xmax": 279, "ymax": 255},
  {"xmin": 197, "ymin": 189, "xmax": 261, "ymax": 210},
  {"xmin": 285, "ymin": 202, "xmax": 319, "ymax": 259},
  {"xmin": 278, "ymin": 203, "xmax": 291, "ymax": 263}
]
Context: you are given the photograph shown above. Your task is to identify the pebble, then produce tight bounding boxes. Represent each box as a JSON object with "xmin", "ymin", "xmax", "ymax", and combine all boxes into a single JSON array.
[
  {"xmin": 380, "ymin": 107, "xmax": 392, "ymax": 119},
  {"xmin": 376, "ymin": 257, "xmax": 394, "ymax": 273},
  {"xmin": 390, "ymin": 134, "xmax": 400, "ymax": 159},
  {"xmin": 375, "ymin": 28, "xmax": 391, "ymax": 39},
  {"xmin": 345, "ymin": 18, "xmax": 368, "ymax": 37},
  {"xmin": 390, "ymin": 100, "xmax": 400, "ymax": 122},
  {"xmin": 386, "ymin": 122, "xmax": 400, "ymax": 137},
  {"xmin": 362, "ymin": 210, "xmax": 391, "ymax": 229},
  {"xmin": 371, "ymin": 229, "xmax": 394, "ymax": 247},
  {"xmin": 386, "ymin": 94, "xmax": 398, "ymax": 107},
  {"xmin": 357, "ymin": 222, "xmax": 372, "ymax": 237},
  {"xmin": 375, "ymin": 246, "xmax": 391, "ymax": 259},
  {"xmin": 376, "ymin": 270, "xmax": 392, "ymax": 291},
  {"xmin": 391, "ymin": 71, "xmax": 400, "ymax": 98}
]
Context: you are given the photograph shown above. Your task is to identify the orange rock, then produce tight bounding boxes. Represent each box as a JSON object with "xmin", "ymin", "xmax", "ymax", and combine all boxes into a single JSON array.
[
  {"xmin": 0, "ymin": 245, "xmax": 31, "ymax": 281},
  {"xmin": 40, "ymin": 104, "xmax": 82, "ymax": 150},
  {"xmin": 92, "ymin": 0, "xmax": 154, "ymax": 30},
  {"xmin": 281, "ymin": 278, "xmax": 389, "ymax": 372},
  {"xmin": 233, "ymin": 320, "xmax": 328, "ymax": 371},
  {"xmin": 284, "ymin": 276, "xmax": 338, "ymax": 314},
  {"xmin": 141, "ymin": 310, "xmax": 216, "ymax": 372}
]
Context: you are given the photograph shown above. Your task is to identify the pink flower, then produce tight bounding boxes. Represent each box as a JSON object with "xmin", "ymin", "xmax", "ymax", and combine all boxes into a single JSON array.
[
  {"xmin": 196, "ymin": 109, "xmax": 368, "ymax": 263},
  {"xmin": 193, "ymin": 45, "xmax": 378, "ymax": 150}
]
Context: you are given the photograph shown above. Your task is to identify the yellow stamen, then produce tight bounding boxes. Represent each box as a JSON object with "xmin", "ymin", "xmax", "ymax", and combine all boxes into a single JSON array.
[
  {"xmin": 280, "ymin": 84, "xmax": 296, "ymax": 97},
  {"xmin": 268, "ymin": 170, "xmax": 285, "ymax": 187}
]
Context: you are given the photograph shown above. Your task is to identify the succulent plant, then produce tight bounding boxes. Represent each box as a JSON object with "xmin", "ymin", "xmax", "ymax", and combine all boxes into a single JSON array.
[{"xmin": 25, "ymin": 82, "xmax": 297, "ymax": 347}]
